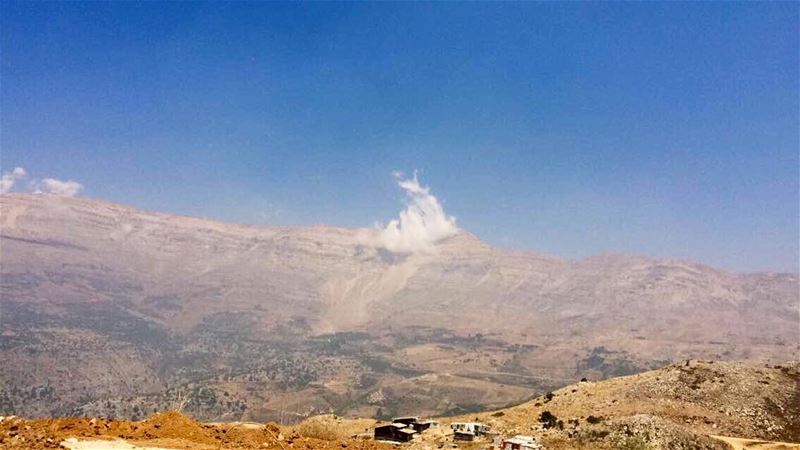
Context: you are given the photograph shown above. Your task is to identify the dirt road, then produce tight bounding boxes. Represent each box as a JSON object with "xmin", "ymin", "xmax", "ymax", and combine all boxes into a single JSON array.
[{"xmin": 711, "ymin": 435, "xmax": 800, "ymax": 450}]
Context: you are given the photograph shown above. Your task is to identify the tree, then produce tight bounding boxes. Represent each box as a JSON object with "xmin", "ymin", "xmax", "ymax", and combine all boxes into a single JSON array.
[{"xmin": 539, "ymin": 410, "xmax": 558, "ymax": 429}]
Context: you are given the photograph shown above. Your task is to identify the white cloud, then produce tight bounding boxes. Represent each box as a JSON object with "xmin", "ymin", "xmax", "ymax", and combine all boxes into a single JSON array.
[
  {"xmin": 374, "ymin": 171, "xmax": 458, "ymax": 254},
  {"xmin": 0, "ymin": 167, "xmax": 27, "ymax": 193},
  {"xmin": 0, "ymin": 166, "xmax": 84, "ymax": 197},
  {"xmin": 34, "ymin": 178, "xmax": 84, "ymax": 197}
]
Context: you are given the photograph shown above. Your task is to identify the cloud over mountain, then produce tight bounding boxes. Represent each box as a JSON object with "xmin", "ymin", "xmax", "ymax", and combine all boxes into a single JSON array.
[
  {"xmin": 374, "ymin": 172, "xmax": 458, "ymax": 254},
  {"xmin": 0, "ymin": 167, "xmax": 26, "ymax": 193},
  {"xmin": 34, "ymin": 178, "xmax": 84, "ymax": 197},
  {"xmin": 0, "ymin": 166, "xmax": 83, "ymax": 197}
]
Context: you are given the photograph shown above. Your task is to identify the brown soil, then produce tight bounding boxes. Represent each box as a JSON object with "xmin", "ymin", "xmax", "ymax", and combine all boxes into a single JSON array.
[{"xmin": 0, "ymin": 411, "xmax": 392, "ymax": 450}]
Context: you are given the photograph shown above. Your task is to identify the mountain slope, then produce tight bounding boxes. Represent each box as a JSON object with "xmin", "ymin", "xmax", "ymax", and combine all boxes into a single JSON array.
[
  {"xmin": 446, "ymin": 360, "xmax": 800, "ymax": 449},
  {"xmin": 1, "ymin": 193, "xmax": 797, "ymax": 421}
]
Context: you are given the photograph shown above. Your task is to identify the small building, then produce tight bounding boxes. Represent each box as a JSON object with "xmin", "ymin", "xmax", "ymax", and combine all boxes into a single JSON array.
[
  {"xmin": 501, "ymin": 435, "xmax": 542, "ymax": 450},
  {"xmin": 374, "ymin": 423, "xmax": 417, "ymax": 443},
  {"xmin": 453, "ymin": 430, "xmax": 476, "ymax": 441},
  {"xmin": 450, "ymin": 422, "xmax": 490, "ymax": 441},
  {"xmin": 392, "ymin": 417, "xmax": 419, "ymax": 427},
  {"xmin": 391, "ymin": 417, "xmax": 437, "ymax": 433},
  {"xmin": 410, "ymin": 419, "xmax": 437, "ymax": 432}
]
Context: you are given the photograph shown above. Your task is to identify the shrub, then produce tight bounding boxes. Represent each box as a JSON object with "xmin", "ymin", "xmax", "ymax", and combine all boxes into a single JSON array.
[
  {"xmin": 620, "ymin": 436, "xmax": 652, "ymax": 450},
  {"xmin": 539, "ymin": 410, "xmax": 558, "ymax": 429}
]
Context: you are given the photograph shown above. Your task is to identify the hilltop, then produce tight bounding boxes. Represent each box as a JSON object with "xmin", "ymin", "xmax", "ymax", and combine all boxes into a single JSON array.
[
  {"xmin": 1, "ymin": 193, "xmax": 798, "ymax": 421},
  {"xmin": 450, "ymin": 360, "xmax": 800, "ymax": 449}
]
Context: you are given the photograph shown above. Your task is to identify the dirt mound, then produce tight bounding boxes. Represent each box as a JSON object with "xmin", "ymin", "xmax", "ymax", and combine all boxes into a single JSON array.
[
  {"xmin": 0, "ymin": 412, "xmax": 392, "ymax": 450},
  {"xmin": 133, "ymin": 410, "xmax": 216, "ymax": 444}
]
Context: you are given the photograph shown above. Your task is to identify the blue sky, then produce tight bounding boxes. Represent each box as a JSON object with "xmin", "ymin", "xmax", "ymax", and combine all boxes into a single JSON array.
[{"xmin": 2, "ymin": 2, "xmax": 798, "ymax": 272}]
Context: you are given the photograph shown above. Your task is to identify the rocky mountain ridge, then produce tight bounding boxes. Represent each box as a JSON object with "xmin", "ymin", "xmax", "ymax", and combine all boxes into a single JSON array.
[{"xmin": 1, "ymin": 193, "xmax": 797, "ymax": 421}]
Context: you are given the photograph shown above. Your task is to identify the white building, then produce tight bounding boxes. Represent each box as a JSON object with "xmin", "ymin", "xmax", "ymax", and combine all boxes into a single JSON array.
[
  {"xmin": 501, "ymin": 435, "xmax": 542, "ymax": 450},
  {"xmin": 450, "ymin": 422, "xmax": 490, "ymax": 441}
]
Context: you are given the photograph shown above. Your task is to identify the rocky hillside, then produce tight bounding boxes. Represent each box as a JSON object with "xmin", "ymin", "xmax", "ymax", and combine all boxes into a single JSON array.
[
  {"xmin": 1, "ymin": 193, "xmax": 797, "ymax": 421},
  {"xmin": 446, "ymin": 360, "xmax": 800, "ymax": 450}
]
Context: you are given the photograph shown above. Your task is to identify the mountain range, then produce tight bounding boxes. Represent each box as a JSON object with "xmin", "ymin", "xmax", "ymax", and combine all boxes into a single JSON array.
[{"xmin": 0, "ymin": 193, "xmax": 797, "ymax": 422}]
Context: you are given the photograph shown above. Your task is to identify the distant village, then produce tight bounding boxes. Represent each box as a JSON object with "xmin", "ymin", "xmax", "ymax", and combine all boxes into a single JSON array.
[{"xmin": 372, "ymin": 416, "xmax": 541, "ymax": 450}]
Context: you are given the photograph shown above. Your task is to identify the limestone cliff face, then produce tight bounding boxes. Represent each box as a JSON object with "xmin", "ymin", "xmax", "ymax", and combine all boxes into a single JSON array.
[{"xmin": 2, "ymin": 192, "xmax": 796, "ymax": 346}]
